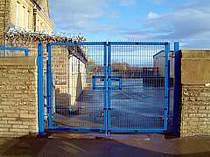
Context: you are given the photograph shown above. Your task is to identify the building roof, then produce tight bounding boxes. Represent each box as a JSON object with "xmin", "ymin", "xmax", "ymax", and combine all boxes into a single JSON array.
[{"xmin": 153, "ymin": 50, "xmax": 174, "ymax": 58}]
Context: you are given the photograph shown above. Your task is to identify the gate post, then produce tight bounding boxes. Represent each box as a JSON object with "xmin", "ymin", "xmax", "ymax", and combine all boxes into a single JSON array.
[
  {"xmin": 38, "ymin": 42, "xmax": 44, "ymax": 135},
  {"xmin": 107, "ymin": 42, "xmax": 112, "ymax": 135},
  {"xmin": 103, "ymin": 44, "xmax": 108, "ymax": 135},
  {"xmin": 173, "ymin": 42, "xmax": 181, "ymax": 136},
  {"xmin": 164, "ymin": 42, "xmax": 170, "ymax": 131},
  {"xmin": 46, "ymin": 43, "xmax": 53, "ymax": 129}
]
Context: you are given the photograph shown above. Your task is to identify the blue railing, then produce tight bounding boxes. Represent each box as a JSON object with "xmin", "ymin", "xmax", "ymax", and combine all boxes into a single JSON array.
[{"xmin": 0, "ymin": 46, "xmax": 29, "ymax": 56}]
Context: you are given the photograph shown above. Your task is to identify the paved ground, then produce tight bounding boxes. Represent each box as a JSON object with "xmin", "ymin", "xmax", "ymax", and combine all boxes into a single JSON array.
[
  {"xmin": 1, "ymin": 133, "xmax": 210, "ymax": 157},
  {"xmin": 55, "ymin": 79, "xmax": 174, "ymax": 129}
]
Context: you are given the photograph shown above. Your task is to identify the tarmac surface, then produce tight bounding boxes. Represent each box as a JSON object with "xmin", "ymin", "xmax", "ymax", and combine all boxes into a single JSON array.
[
  {"xmin": 1, "ymin": 133, "xmax": 210, "ymax": 157},
  {"xmin": 55, "ymin": 79, "xmax": 174, "ymax": 130}
]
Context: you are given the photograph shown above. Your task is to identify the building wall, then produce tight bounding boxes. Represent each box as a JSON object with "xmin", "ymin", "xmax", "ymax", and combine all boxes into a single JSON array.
[
  {"xmin": 180, "ymin": 50, "xmax": 210, "ymax": 137},
  {"xmin": 68, "ymin": 57, "xmax": 86, "ymax": 105},
  {"xmin": 153, "ymin": 51, "xmax": 174, "ymax": 78},
  {"xmin": 0, "ymin": 0, "xmax": 53, "ymax": 35},
  {"xmin": 53, "ymin": 47, "xmax": 87, "ymax": 108},
  {"xmin": 9, "ymin": 0, "xmax": 33, "ymax": 31},
  {"xmin": 0, "ymin": 0, "xmax": 10, "ymax": 42},
  {"xmin": 35, "ymin": 7, "xmax": 53, "ymax": 32},
  {"xmin": 0, "ymin": 57, "xmax": 38, "ymax": 137}
]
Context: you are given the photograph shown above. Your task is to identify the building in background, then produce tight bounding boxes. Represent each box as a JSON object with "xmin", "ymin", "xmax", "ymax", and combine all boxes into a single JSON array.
[
  {"xmin": 153, "ymin": 50, "xmax": 174, "ymax": 78},
  {"xmin": 153, "ymin": 50, "xmax": 175, "ymax": 87},
  {"xmin": 0, "ymin": 0, "xmax": 53, "ymax": 39},
  {"xmin": 0, "ymin": 0, "xmax": 88, "ymax": 117}
]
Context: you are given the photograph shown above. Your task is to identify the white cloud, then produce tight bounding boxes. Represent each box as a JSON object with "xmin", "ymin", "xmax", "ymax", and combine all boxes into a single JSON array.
[
  {"xmin": 147, "ymin": 12, "xmax": 160, "ymax": 19},
  {"xmin": 122, "ymin": 0, "xmax": 210, "ymax": 47},
  {"xmin": 49, "ymin": 0, "xmax": 109, "ymax": 32},
  {"xmin": 146, "ymin": 8, "xmax": 210, "ymax": 40},
  {"xmin": 49, "ymin": 0, "xmax": 210, "ymax": 48}
]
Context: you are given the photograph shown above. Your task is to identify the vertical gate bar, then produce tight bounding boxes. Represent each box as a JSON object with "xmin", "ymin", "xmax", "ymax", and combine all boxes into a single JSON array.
[
  {"xmin": 168, "ymin": 59, "xmax": 170, "ymax": 128},
  {"xmin": 24, "ymin": 49, "xmax": 29, "ymax": 56},
  {"xmin": 103, "ymin": 44, "xmax": 108, "ymax": 135},
  {"xmin": 164, "ymin": 43, "xmax": 170, "ymax": 131},
  {"xmin": 107, "ymin": 43, "xmax": 111, "ymax": 134},
  {"xmin": 92, "ymin": 76, "xmax": 96, "ymax": 90},
  {"xmin": 119, "ymin": 77, "xmax": 122, "ymax": 90},
  {"xmin": 38, "ymin": 43, "xmax": 44, "ymax": 135},
  {"xmin": 173, "ymin": 42, "xmax": 180, "ymax": 136},
  {"xmin": 46, "ymin": 43, "xmax": 53, "ymax": 129}
]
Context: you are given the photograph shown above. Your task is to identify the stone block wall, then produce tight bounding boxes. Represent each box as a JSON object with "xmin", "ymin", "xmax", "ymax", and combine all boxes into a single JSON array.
[
  {"xmin": 0, "ymin": 0, "xmax": 10, "ymax": 42},
  {"xmin": 180, "ymin": 50, "xmax": 210, "ymax": 137},
  {"xmin": 0, "ymin": 57, "xmax": 38, "ymax": 137}
]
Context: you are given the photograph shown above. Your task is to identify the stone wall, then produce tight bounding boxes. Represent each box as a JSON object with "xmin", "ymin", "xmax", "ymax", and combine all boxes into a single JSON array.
[
  {"xmin": 0, "ymin": 0, "xmax": 10, "ymax": 42},
  {"xmin": 0, "ymin": 57, "xmax": 38, "ymax": 137},
  {"xmin": 180, "ymin": 50, "xmax": 210, "ymax": 137}
]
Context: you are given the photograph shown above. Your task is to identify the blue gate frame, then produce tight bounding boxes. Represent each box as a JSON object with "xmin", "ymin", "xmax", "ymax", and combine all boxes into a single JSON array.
[
  {"xmin": 0, "ymin": 46, "xmax": 29, "ymax": 56},
  {"xmin": 107, "ymin": 42, "xmax": 170, "ymax": 133},
  {"xmin": 45, "ymin": 41, "xmax": 171, "ymax": 134},
  {"xmin": 46, "ymin": 42, "xmax": 107, "ymax": 133}
]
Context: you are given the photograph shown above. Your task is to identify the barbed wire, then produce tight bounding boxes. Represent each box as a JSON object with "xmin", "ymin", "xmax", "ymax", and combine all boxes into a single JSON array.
[{"xmin": 4, "ymin": 27, "xmax": 86, "ymax": 44}]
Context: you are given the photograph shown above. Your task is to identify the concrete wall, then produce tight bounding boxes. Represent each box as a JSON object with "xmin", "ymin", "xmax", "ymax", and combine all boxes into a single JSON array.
[
  {"xmin": 0, "ymin": 57, "xmax": 38, "ymax": 137},
  {"xmin": 180, "ymin": 50, "xmax": 210, "ymax": 137}
]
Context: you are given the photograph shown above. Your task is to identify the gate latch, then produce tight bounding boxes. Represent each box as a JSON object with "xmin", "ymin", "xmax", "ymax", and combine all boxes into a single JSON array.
[{"xmin": 92, "ymin": 75, "xmax": 122, "ymax": 90}]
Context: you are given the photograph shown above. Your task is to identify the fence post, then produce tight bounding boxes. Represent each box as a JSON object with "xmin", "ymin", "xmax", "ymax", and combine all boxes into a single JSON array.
[
  {"xmin": 168, "ymin": 59, "xmax": 170, "ymax": 126},
  {"xmin": 24, "ymin": 49, "xmax": 29, "ymax": 56},
  {"xmin": 103, "ymin": 44, "xmax": 108, "ymax": 135},
  {"xmin": 46, "ymin": 43, "xmax": 53, "ymax": 129},
  {"xmin": 38, "ymin": 42, "xmax": 44, "ymax": 135},
  {"xmin": 92, "ymin": 76, "xmax": 96, "ymax": 90},
  {"xmin": 107, "ymin": 42, "xmax": 112, "ymax": 135},
  {"xmin": 173, "ymin": 42, "xmax": 181, "ymax": 137},
  {"xmin": 164, "ymin": 42, "xmax": 170, "ymax": 131}
]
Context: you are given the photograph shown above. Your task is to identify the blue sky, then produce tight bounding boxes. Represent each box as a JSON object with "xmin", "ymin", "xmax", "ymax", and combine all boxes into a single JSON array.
[{"xmin": 49, "ymin": 0, "xmax": 210, "ymax": 48}]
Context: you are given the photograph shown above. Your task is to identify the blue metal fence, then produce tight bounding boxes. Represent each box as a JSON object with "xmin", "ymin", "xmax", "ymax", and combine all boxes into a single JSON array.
[
  {"xmin": 0, "ymin": 42, "xmax": 180, "ymax": 135},
  {"xmin": 45, "ymin": 41, "xmax": 175, "ymax": 134},
  {"xmin": 38, "ymin": 43, "xmax": 44, "ymax": 135},
  {"xmin": 46, "ymin": 42, "xmax": 106, "ymax": 132},
  {"xmin": 0, "ymin": 46, "xmax": 29, "ymax": 56},
  {"xmin": 107, "ymin": 42, "xmax": 170, "ymax": 133}
]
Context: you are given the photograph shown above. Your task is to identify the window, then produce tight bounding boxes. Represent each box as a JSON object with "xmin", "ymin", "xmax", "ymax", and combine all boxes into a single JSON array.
[
  {"xmin": 37, "ymin": 19, "xmax": 39, "ymax": 31},
  {"xmin": 25, "ymin": 9, "xmax": 29, "ymax": 30},
  {"xmin": 16, "ymin": 1, "xmax": 20, "ymax": 26},
  {"xmin": 22, "ymin": 6, "xmax": 25, "ymax": 28}
]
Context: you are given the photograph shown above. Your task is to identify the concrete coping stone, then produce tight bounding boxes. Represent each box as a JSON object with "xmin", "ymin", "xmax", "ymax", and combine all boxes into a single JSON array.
[
  {"xmin": 181, "ymin": 49, "xmax": 210, "ymax": 85},
  {"xmin": 181, "ymin": 49, "xmax": 210, "ymax": 58}
]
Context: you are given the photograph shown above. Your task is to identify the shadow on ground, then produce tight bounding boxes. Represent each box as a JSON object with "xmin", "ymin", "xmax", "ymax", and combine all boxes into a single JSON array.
[{"xmin": 1, "ymin": 134, "xmax": 210, "ymax": 157}]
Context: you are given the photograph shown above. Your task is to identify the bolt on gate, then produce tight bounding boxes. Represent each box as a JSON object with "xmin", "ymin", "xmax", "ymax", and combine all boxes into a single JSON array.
[{"xmin": 44, "ymin": 41, "xmax": 172, "ymax": 135}]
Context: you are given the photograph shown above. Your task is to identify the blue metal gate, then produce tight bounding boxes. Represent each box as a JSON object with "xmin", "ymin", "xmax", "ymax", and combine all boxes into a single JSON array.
[{"xmin": 46, "ymin": 42, "xmax": 171, "ymax": 134}]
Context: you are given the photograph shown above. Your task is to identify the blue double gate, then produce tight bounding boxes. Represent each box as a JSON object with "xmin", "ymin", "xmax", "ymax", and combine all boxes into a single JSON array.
[{"xmin": 44, "ymin": 41, "xmax": 178, "ymax": 135}]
